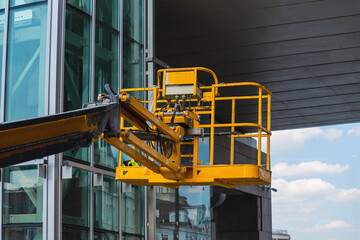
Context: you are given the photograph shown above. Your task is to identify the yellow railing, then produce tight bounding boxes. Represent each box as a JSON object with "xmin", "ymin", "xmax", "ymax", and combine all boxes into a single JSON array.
[{"xmin": 196, "ymin": 83, "xmax": 272, "ymax": 170}]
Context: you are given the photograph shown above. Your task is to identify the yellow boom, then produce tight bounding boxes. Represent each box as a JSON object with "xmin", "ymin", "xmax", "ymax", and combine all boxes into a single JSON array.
[{"xmin": 0, "ymin": 67, "xmax": 272, "ymax": 189}]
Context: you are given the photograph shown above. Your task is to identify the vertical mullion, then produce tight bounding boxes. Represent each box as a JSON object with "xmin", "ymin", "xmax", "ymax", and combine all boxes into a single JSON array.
[
  {"xmin": 47, "ymin": 0, "xmax": 66, "ymax": 239},
  {"xmin": 119, "ymin": 0, "xmax": 124, "ymax": 238},
  {"xmin": 91, "ymin": 1, "xmax": 96, "ymax": 103},
  {"xmin": 0, "ymin": 0, "xmax": 9, "ymax": 236},
  {"xmin": 90, "ymin": 1, "xmax": 96, "ymax": 239},
  {"xmin": 0, "ymin": 168, "xmax": 3, "ymax": 240},
  {"xmin": 119, "ymin": 0, "xmax": 123, "ymax": 90},
  {"xmin": 0, "ymin": 0, "xmax": 9, "ymax": 123},
  {"xmin": 143, "ymin": 0, "xmax": 147, "ymax": 91},
  {"xmin": 118, "ymin": 181, "xmax": 122, "ymax": 239},
  {"xmin": 143, "ymin": 1, "xmax": 148, "ymax": 239},
  {"xmin": 42, "ymin": 0, "xmax": 53, "ymax": 237}
]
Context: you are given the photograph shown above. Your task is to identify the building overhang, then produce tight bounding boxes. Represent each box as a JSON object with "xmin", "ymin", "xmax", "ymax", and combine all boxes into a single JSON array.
[{"xmin": 155, "ymin": 0, "xmax": 360, "ymax": 131}]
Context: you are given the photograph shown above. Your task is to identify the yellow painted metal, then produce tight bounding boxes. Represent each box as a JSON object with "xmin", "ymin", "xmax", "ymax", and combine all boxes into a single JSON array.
[
  {"xmin": 0, "ymin": 115, "xmax": 96, "ymax": 150},
  {"xmin": 120, "ymin": 92, "xmax": 179, "ymax": 142},
  {"xmin": 112, "ymin": 67, "xmax": 273, "ymax": 187},
  {"xmin": 103, "ymin": 137, "xmax": 161, "ymax": 174},
  {"xmin": 230, "ymin": 99, "xmax": 235, "ymax": 165},
  {"xmin": 157, "ymin": 67, "xmax": 219, "ymax": 98},
  {"xmin": 0, "ymin": 66, "xmax": 273, "ymax": 187},
  {"xmin": 116, "ymin": 165, "xmax": 271, "ymax": 188},
  {"xmin": 257, "ymin": 88, "xmax": 262, "ymax": 166},
  {"xmin": 120, "ymin": 131, "xmax": 183, "ymax": 178}
]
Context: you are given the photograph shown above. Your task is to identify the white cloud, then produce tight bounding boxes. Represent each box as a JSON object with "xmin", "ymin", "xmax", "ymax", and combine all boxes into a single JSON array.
[
  {"xmin": 186, "ymin": 186, "xmax": 204, "ymax": 193},
  {"xmin": 328, "ymin": 188, "xmax": 360, "ymax": 202},
  {"xmin": 347, "ymin": 126, "xmax": 360, "ymax": 136},
  {"xmin": 272, "ymin": 161, "xmax": 350, "ymax": 177},
  {"xmin": 304, "ymin": 220, "xmax": 350, "ymax": 232},
  {"xmin": 322, "ymin": 128, "xmax": 344, "ymax": 140},
  {"xmin": 272, "ymin": 178, "xmax": 360, "ymax": 203},
  {"xmin": 271, "ymin": 127, "xmax": 343, "ymax": 153}
]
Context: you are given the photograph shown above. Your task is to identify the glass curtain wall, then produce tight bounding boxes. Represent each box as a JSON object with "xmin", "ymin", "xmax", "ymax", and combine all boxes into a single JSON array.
[
  {"xmin": 5, "ymin": 0, "xmax": 47, "ymax": 121},
  {"xmin": 156, "ymin": 141, "xmax": 212, "ymax": 240},
  {"xmin": 0, "ymin": 0, "xmax": 48, "ymax": 239},
  {"xmin": 63, "ymin": 0, "xmax": 146, "ymax": 239},
  {"xmin": 62, "ymin": 0, "xmax": 121, "ymax": 238},
  {"xmin": 63, "ymin": 0, "xmax": 92, "ymax": 161},
  {"xmin": 2, "ymin": 165, "xmax": 44, "ymax": 239},
  {"xmin": 121, "ymin": 0, "xmax": 145, "ymax": 239}
]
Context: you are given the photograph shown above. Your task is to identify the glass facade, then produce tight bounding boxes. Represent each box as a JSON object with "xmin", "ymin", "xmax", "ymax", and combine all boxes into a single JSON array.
[
  {"xmin": 122, "ymin": 185, "xmax": 144, "ymax": 239},
  {"xmin": 2, "ymin": 165, "xmax": 43, "ymax": 239},
  {"xmin": 0, "ymin": 0, "xmax": 147, "ymax": 239},
  {"xmin": 94, "ymin": 177, "xmax": 119, "ymax": 235},
  {"xmin": 121, "ymin": 1, "xmax": 145, "ymax": 239},
  {"xmin": 156, "ymin": 140, "xmax": 212, "ymax": 240},
  {"xmin": 0, "ymin": 1, "xmax": 215, "ymax": 240},
  {"xmin": 5, "ymin": 0, "xmax": 47, "ymax": 121}
]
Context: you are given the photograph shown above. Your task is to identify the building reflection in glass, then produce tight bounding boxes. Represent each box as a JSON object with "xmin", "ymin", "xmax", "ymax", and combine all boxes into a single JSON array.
[{"xmin": 156, "ymin": 139, "xmax": 211, "ymax": 240}]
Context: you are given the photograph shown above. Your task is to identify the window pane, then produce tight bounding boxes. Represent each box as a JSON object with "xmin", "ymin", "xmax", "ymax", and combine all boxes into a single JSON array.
[
  {"xmin": 156, "ymin": 187, "xmax": 176, "ymax": 240},
  {"xmin": 3, "ymin": 226, "xmax": 42, "ymax": 239},
  {"xmin": 3, "ymin": 165, "xmax": 43, "ymax": 225},
  {"xmin": 0, "ymin": 0, "xmax": 4, "ymax": 9},
  {"xmin": 66, "ymin": 0, "xmax": 92, "ymax": 15},
  {"xmin": 178, "ymin": 186, "xmax": 211, "ymax": 238},
  {"xmin": 94, "ymin": 23, "xmax": 119, "ymax": 169},
  {"xmin": 62, "ymin": 169, "xmax": 90, "ymax": 228},
  {"xmin": 11, "ymin": 0, "xmax": 45, "ymax": 7},
  {"xmin": 5, "ymin": 3, "xmax": 47, "ymax": 121},
  {"xmin": 122, "ymin": 235, "xmax": 143, "ymax": 240},
  {"xmin": 122, "ymin": 185, "xmax": 145, "ymax": 236},
  {"xmin": 0, "ymin": 10, "xmax": 4, "ymax": 102},
  {"xmin": 63, "ymin": 226, "xmax": 90, "ymax": 239},
  {"xmin": 94, "ymin": 24, "xmax": 119, "ymax": 96},
  {"xmin": 123, "ymin": 38, "xmax": 143, "ymax": 99},
  {"xmin": 63, "ymin": 6, "xmax": 91, "ymax": 161},
  {"xmin": 123, "ymin": 0, "xmax": 143, "ymax": 44},
  {"xmin": 96, "ymin": 0, "xmax": 119, "ymax": 30},
  {"xmin": 94, "ymin": 177, "xmax": 118, "ymax": 231},
  {"xmin": 94, "ymin": 232, "xmax": 118, "ymax": 240}
]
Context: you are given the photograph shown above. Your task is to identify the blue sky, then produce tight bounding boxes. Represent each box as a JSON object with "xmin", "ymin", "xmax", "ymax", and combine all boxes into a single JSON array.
[{"xmin": 271, "ymin": 122, "xmax": 360, "ymax": 240}]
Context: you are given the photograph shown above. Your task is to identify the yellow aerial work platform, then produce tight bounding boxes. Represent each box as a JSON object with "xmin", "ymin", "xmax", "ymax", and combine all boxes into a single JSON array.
[{"xmin": 0, "ymin": 67, "xmax": 272, "ymax": 189}]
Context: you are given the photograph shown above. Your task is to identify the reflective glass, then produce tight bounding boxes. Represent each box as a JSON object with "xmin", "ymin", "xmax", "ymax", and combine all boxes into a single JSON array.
[
  {"xmin": 3, "ymin": 165, "xmax": 43, "ymax": 224},
  {"xmin": 3, "ymin": 226, "xmax": 42, "ymax": 239},
  {"xmin": 96, "ymin": 0, "xmax": 119, "ymax": 30},
  {"xmin": 122, "ymin": 185, "xmax": 145, "ymax": 236},
  {"xmin": 123, "ymin": 235, "xmax": 143, "ymax": 240},
  {"xmin": 5, "ymin": 2, "xmax": 47, "ymax": 121},
  {"xmin": 66, "ymin": 0, "xmax": 92, "ymax": 15},
  {"xmin": 123, "ymin": 0, "xmax": 143, "ymax": 43},
  {"xmin": 0, "ymin": 10, "xmax": 4, "ymax": 102},
  {"xmin": 94, "ymin": 231, "xmax": 118, "ymax": 240},
  {"xmin": 156, "ymin": 140, "xmax": 211, "ymax": 239},
  {"xmin": 156, "ymin": 187, "xmax": 176, "ymax": 240},
  {"xmin": 123, "ymin": 38, "xmax": 143, "ymax": 99},
  {"xmin": 94, "ymin": 177, "xmax": 119, "ymax": 231},
  {"xmin": 63, "ymin": 6, "xmax": 91, "ymax": 161},
  {"xmin": 11, "ymin": 0, "xmax": 45, "ymax": 7},
  {"xmin": 178, "ymin": 186, "xmax": 211, "ymax": 237},
  {"xmin": 94, "ymin": 23, "xmax": 119, "ymax": 169},
  {"xmin": 94, "ymin": 24, "xmax": 119, "ymax": 99},
  {"xmin": 62, "ymin": 169, "xmax": 90, "ymax": 228},
  {"xmin": 63, "ymin": 226, "xmax": 90, "ymax": 239},
  {"xmin": 0, "ymin": 0, "xmax": 4, "ymax": 9}
]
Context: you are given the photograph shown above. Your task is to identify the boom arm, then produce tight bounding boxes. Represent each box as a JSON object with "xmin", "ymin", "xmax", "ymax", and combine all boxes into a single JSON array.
[{"xmin": 0, "ymin": 67, "xmax": 272, "ymax": 189}]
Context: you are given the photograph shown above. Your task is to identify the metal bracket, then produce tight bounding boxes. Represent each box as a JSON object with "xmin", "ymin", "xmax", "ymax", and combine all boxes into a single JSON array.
[
  {"xmin": 62, "ymin": 165, "xmax": 73, "ymax": 179},
  {"xmin": 38, "ymin": 163, "xmax": 46, "ymax": 178},
  {"xmin": 93, "ymin": 173, "xmax": 104, "ymax": 187}
]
